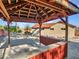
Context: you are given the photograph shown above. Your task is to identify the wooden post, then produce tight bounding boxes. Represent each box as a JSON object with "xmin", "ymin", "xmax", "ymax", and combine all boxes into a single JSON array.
[
  {"xmin": 38, "ymin": 20, "xmax": 42, "ymax": 46},
  {"xmin": 7, "ymin": 21, "xmax": 11, "ymax": 47},
  {"xmin": 65, "ymin": 17, "xmax": 68, "ymax": 41},
  {"xmin": 2, "ymin": 21, "xmax": 11, "ymax": 59},
  {"xmin": 65, "ymin": 17, "xmax": 68, "ymax": 58},
  {"xmin": 60, "ymin": 17, "xmax": 68, "ymax": 58}
]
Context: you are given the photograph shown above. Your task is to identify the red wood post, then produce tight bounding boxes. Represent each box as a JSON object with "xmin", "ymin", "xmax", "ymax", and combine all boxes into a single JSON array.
[
  {"xmin": 60, "ymin": 17, "xmax": 68, "ymax": 58},
  {"xmin": 38, "ymin": 20, "xmax": 42, "ymax": 46},
  {"xmin": 7, "ymin": 21, "xmax": 11, "ymax": 46},
  {"xmin": 65, "ymin": 17, "xmax": 68, "ymax": 41},
  {"xmin": 2, "ymin": 21, "xmax": 11, "ymax": 59},
  {"xmin": 65, "ymin": 17, "xmax": 68, "ymax": 58}
]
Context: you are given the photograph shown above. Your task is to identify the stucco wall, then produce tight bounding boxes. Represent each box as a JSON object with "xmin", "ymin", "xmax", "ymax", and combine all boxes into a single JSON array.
[{"xmin": 41, "ymin": 23, "xmax": 76, "ymax": 39}]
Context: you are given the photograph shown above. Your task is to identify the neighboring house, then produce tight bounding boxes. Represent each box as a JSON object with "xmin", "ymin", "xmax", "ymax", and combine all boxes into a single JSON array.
[
  {"xmin": 75, "ymin": 27, "xmax": 79, "ymax": 36},
  {"xmin": 32, "ymin": 21, "xmax": 76, "ymax": 39}
]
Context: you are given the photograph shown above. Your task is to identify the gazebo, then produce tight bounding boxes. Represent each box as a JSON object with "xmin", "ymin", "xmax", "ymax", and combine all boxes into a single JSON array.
[{"xmin": 0, "ymin": 0, "xmax": 79, "ymax": 59}]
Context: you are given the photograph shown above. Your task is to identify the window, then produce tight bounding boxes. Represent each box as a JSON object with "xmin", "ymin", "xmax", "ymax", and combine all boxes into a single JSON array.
[
  {"xmin": 61, "ymin": 28, "xmax": 65, "ymax": 30},
  {"xmin": 41, "ymin": 28, "xmax": 44, "ymax": 30},
  {"xmin": 50, "ymin": 28, "xmax": 54, "ymax": 30}
]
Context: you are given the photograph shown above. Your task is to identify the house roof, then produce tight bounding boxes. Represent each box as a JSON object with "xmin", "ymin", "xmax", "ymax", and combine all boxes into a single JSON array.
[
  {"xmin": 32, "ymin": 21, "xmax": 76, "ymax": 28},
  {"xmin": 32, "ymin": 23, "xmax": 55, "ymax": 28},
  {"xmin": 0, "ymin": 0, "xmax": 79, "ymax": 23}
]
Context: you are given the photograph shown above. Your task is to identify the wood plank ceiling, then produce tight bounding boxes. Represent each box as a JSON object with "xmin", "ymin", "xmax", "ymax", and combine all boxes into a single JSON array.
[{"xmin": 0, "ymin": 0, "xmax": 79, "ymax": 23}]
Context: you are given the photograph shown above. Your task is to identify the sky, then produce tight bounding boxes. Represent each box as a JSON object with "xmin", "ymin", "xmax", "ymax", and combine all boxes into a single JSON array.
[{"xmin": 0, "ymin": 0, "xmax": 79, "ymax": 28}]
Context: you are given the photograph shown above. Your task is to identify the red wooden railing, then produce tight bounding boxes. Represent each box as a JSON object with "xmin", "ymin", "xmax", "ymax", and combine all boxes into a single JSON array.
[
  {"xmin": 29, "ymin": 36, "xmax": 67, "ymax": 59},
  {"xmin": 40, "ymin": 36, "xmax": 60, "ymax": 45},
  {"xmin": 29, "ymin": 42, "xmax": 67, "ymax": 59}
]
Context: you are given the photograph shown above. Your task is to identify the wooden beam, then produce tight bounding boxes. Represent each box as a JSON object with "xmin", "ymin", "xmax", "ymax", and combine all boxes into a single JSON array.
[
  {"xmin": 16, "ymin": 0, "xmax": 19, "ymax": 3},
  {"xmin": 47, "ymin": 9, "xmax": 53, "ymax": 13},
  {"xmin": 35, "ymin": 5, "xmax": 43, "ymax": 21},
  {"xmin": 35, "ymin": 0, "xmax": 69, "ymax": 13},
  {"xmin": 65, "ymin": 17, "xmax": 68, "ymax": 58},
  {"xmin": 0, "ymin": 9, "xmax": 8, "ymax": 19},
  {"xmin": 33, "ymin": 5, "xmax": 39, "ymax": 20},
  {"xmin": 8, "ymin": 4, "xmax": 26, "ymax": 14},
  {"xmin": 65, "ymin": 17, "xmax": 68, "ymax": 41},
  {"xmin": 8, "ymin": 0, "xmax": 11, "ymax": 4},
  {"xmin": 0, "ymin": 0, "xmax": 11, "ymax": 21},
  {"xmin": 25, "ymin": 0, "xmax": 66, "ymax": 15},
  {"xmin": 21, "ymin": 10, "xmax": 36, "ymax": 14},
  {"xmin": 27, "ymin": 3, "xmax": 33, "ymax": 18},
  {"xmin": 43, "ymin": 13, "xmax": 58, "ymax": 22},
  {"xmin": 22, "ymin": 7, "xmax": 36, "ymax": 12},
  {"xmin": 39, "ymin": 7, "xmax": 48, "ymax": 18},
  {"xmin": 60, "ymin": 18, "xmax": 66, "ymax": 23},
  {"xmin": 18, "ymin": 10, "xmax": 21, "ymax": 18},
  {"xmin": 12, "ymin": 13, "xmax": 34, "ymax": 16},
  {"xmin": 38, "ymin": 20, "xmax": 42, "ymax": 46},
  {"xmin": 11, "ymin": 16, "xmax": 37, "ymax": 23},
  {"xmin": 6, "ymin": 1, "xmax": 26, "ymax": 10}
]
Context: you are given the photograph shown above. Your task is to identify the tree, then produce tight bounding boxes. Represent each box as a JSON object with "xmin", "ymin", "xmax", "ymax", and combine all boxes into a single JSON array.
[
  {"xmin": 4, "ymin": 26, "xmax": 19, "ymax": 32},
  {"xmin": 0, "ymin": 25, "xmax": 4, "ymax": 30},
  {"xmin": 17, "ymin": 30, "xmax": 22, "ymax": 33}
]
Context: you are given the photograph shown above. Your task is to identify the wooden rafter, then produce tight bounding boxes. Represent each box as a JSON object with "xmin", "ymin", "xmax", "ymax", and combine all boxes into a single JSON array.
[
  {"xmin": 22, "ymin": 7, "xmax": 36, "ymax": 12},
  {"xmin": 39, "ymin": 7, "xmax": 48, "ymax": 18},
  {"xmin": 47, "ymin": 9, "xmax": 53, "ymax": 13},
  {"xmin": 18, "ymin": 10, "xmax": 21, "ymax": 18},
  {"xmin": 6, "ymin": 1, "xmax": 26, "ymax": 10},
  {"xmin": 8, "ymin": 0, "xmax": 11, "ymax": 4},
  {"xmin": 19, "ymin": 10, "xmax": 36, "ymax": 14},
  {"xmin": 34, "ymin": 5, "xmax": 43, "ymax": 23},
  {"xmin": 33, "ymin": 5, "xmax": 39, "ymax": 20},
  {"xmin": 35, "ymin": 0, "xmax": 65, "ymax": 11},
  {"xmin": 16, "ymin": 0, "xmax": 19, "ymax": 3},
  {"xmin": 0, "ymin": 0, "xmax": 78, "ymax": 23},
  {"xmin": 25, "ymin": 0, "xmax": 66, "ymax": 15},
  {"xmin": 8, "ymin": 4, "xmax": 26, "ymax": 14},
  {"xmin": 0, "ymin": 0, "xmax": 11, "ymax": 21},
  {"xmin": 11, "ymin": 16, "xmax": 37, "ymax": 23},
  {"xmin": 27, "ymin": 3, "xmax": 32, "ymax": 18},
  {"xmin": 36, "ymin": 0, "xmax": 71, "ymax": 16},
  {"xmin": 0, "ymin": 9, "xmax": 8, "ymax": 19},
  {"xmin": 43, "ymin": 12, "xmax": 57, "ymax": 22}
]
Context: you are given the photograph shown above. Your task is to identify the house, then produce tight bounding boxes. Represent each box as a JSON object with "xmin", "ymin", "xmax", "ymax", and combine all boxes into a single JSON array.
[
  {"xmin": 32, "ymin": 21, "xmax": 76, "ymax": 39},
  {"xmin": 75, "ymin": 27, "xmax": 79, "ymax": 36}
]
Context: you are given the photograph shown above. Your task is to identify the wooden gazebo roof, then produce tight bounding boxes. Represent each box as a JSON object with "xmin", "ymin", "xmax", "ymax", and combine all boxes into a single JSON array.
[{"xmin": 0, "ymin": 0, "xmax": 79, "ymax": 23}]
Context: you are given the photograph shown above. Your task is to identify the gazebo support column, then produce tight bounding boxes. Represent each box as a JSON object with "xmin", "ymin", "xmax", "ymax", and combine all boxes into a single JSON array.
[
  {"xmin": 2, "ymin": 21, "xmax": 11, "ymax": 59},
  {"xmin": 38, "ymin": 20, "xmax": 42, "ymax": 46},
  {"xmin": 7, "ymin": 21, "xmax": 11, "ymax": 49},
  {"xmin": 65, "ymin": 17, "xmax": 68, "ymax": 58},
  {"xmin": 60, "ymin": 17, "xmax": 68, "ymax": 58},
  {"xmin": 65, "ymin": 17, "xmax": 68, "ymax": 41}
]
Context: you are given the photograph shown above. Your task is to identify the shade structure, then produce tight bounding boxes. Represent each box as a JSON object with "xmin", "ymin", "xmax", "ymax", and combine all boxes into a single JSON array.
[{"xmin": 0, "ymin": 0, "xmax": 79, "ymax": 23}]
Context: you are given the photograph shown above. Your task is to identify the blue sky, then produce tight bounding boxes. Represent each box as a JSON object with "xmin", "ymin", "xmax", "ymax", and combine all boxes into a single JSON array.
[{"xmin": 0, "ymin": 0, "xmax": 79, "ymax": 28}]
